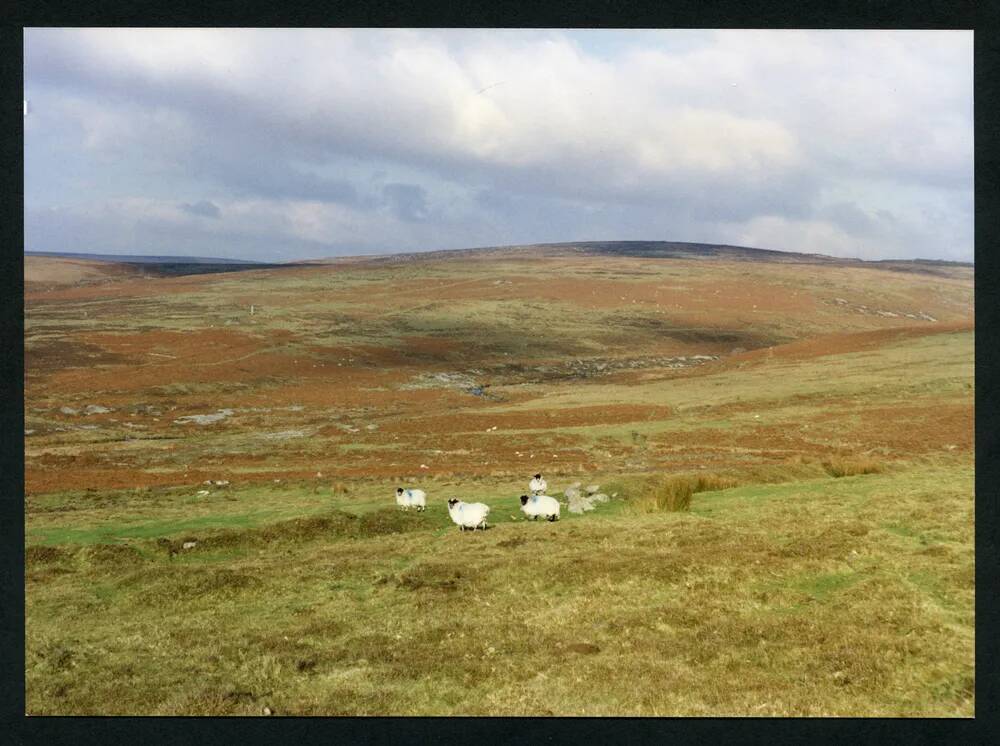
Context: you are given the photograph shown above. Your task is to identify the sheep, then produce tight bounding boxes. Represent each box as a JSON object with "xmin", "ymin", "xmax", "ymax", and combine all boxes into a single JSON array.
[
  {"xmin": 447, "ymin": 498, "xmax": 490, "ymax": 531},
  {"xmin": 395, "ymin": 487, "xmax": 427, "ymax": 511},
  {"xmin": 520, "ymin": 494, "xmax": 560, "ymax": 521},
  {"xmin": 528, "ymin": 473, "xmax": 548, "ymax": 496}
]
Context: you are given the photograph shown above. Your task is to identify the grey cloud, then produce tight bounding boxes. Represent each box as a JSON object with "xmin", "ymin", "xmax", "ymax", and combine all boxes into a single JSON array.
[
  {"xmin": 382, "ymin": 183, "xmax": 428, "ymax": 222},
  {"xmin": 179, "ymin": 200, "xmax": 221, "ymax": 219},
  {"xmin": 23, "ymin": 29, "xmax": 973, "ymax": 262},
  {"xmin": 819, "ymin": 202, "xmax": 875, "ymax": 236}
]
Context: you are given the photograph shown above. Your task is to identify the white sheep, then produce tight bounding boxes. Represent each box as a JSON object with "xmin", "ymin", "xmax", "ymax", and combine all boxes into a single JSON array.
[
  {"xmin": 447, "ymin": 498, "xmax": 489, "ymax": 531},
  {"xmin": 520, "ymin": 494, "xmax": 560, "ymax": 521},
  {"xmin": 528, "ymin": 473, "xmax": 548, "ymax": 496},
  {"xmin": 395, "ymin": 487, "xmax": 426, "ymax": 511}
]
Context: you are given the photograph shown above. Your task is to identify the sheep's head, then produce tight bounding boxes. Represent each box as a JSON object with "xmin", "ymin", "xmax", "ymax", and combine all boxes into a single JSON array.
[
  {"xmin": 396, "ymin": 487, "xmax": 404, "ymax": 496},
  {"xmin": 519, "ymin": 495, "xmax": 530, "ymax": 505},
  {"xmin": 534, "ymin": 474, "xmax": 541, "ymax": 480},
  {"xmin": 447, "ymin": 498, "xmax": 459, "ymax": 508}
]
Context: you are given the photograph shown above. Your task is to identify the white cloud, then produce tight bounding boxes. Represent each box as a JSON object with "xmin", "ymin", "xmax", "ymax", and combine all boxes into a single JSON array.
[{"xmin": 24, "ymin": 28, "xmax": 973, "ymax": 261}]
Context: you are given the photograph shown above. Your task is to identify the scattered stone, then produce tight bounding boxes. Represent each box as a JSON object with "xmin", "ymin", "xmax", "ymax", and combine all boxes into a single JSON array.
[
  {"xmin": 590, "ymin": 493, "xmax": 610, "ymax": 503},
  {"xmin": 60, "ymin": 406, "xmax": 79, "ymax": 415},
  {"xmin": 584, "ymin": 484, "xmax": 600, "ymax": 495},
  {"xmin": 182, "ymin": 541, "xmax": 197, "ymax": 550},
  {"xmin": 196, "ymin": 490, "xmax": 210, "ymax": 496},
  {"xmin": 262, "ymin": 429, "xmax": 307, "ymax": 440},
  {"xmin": 174, "ymin": 409, "xmax": 234, "ymax": 425},
  {"xmin": 365, "ymin": 423, "xmax": 379, "ymax": 431},
  {"xmin": 83, "ymin": 404, "xmax": 112, "ymax": 415},
  {"xmin": 213, "ymin": 480, "xmax": 230, "ymax": 486},
  {"xmin": 25, "ymin": 429, "xmax": 35, "ymax": 435}
]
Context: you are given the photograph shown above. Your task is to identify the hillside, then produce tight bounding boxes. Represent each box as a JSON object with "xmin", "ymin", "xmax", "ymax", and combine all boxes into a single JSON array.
[{"xmin": 23, "ymin": 248, "xmax": 974, "ymax": 716}]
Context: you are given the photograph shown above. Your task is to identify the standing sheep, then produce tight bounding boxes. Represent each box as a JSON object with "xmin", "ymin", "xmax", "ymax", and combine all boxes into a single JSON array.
[
  {"xmin": 528, "ymin": 473, "xmax": 548, "ymax": 496},
  {"xmin": 395, "ymin": 487, "xmax": 426, "ymax": 511},
  {"xmin": 447, "ymin": 498, "xmax": 490, "ymax": 531},
  {"xmin": 520, "ymin": 494, "xmax": 560, "ymax": 521}
]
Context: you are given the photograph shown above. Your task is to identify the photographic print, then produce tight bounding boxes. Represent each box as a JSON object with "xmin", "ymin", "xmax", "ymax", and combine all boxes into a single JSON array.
[{"xmin": 23, "ymin": 28, "xmax": 973, "ymax": 717}]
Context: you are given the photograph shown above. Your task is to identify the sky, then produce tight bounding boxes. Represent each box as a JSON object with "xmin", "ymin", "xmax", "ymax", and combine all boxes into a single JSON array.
[{"xmin": 23, "ymin": 28, "xmax": 973, "ymax": 262}]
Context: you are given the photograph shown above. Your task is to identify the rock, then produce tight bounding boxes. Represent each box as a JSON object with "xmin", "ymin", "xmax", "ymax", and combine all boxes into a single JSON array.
[
  {"xmin": 568, "ymin": 503, "xmax": 586, "ymax": 514},
  {"xmin": 564, "ymin": 487, "xmax": 582, "ymax": 500},
  {"xmin": 174, "ymin": 409, "xmax": 233, "ymax": 425},
  {"xmin": 60, "ymin": 406, "xmax": 79, "ymax": 415},
  {"xmin": 84, "ymin": 404, "xmax": 112, "ymax": 415},
  {"xmin": 590, "ymin": 493, "xmax": 609, "ymax": 503},
  {"xmin": 196, "ymin": 490, "xmax": 210, "ymax": 496},
  {"xmin": 182, "ymin": 541, "xmax": 197, "ymax": 550},
  {"xmin": 263, "ymin": 430, "xmax": 307, "ymax": 439},
  {"xmin": 585, "ymin": 484, "xmax": 600, "ymax": 495}
]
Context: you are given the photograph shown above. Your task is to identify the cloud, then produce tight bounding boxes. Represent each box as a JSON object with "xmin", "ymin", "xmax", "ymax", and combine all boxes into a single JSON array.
[
  {"xmin": 179, "ymin": 200, "xmax": 221, "ymax": 219},
  {"xmin": 382, "ymin": 183, "xmax": 429, "ymax": 222},
  {"xmin": 23, "ymin": 29, "xmax": 973, "ymax": 261}
]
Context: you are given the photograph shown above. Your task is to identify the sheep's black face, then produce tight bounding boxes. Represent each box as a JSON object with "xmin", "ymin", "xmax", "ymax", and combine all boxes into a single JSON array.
[
  {"xmin": 534, "ymin": 474, "xmax": 541, "ymax": 480},
  {"xmin": 396, "ymin": 488, "xmax": 403, "ymax": 495},
  {"xmin": 447, "ymin": 498, "xmax": 459, "ymax": 508},
  {"xmin": 519, "ymin": 495, "xmax": 529, "ymax": 505}
]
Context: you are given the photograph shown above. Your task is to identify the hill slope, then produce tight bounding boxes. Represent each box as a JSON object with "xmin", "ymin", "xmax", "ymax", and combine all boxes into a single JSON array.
[{"xmin": 23, "ymin": 246, "xmax": 974, "ymax": 716}]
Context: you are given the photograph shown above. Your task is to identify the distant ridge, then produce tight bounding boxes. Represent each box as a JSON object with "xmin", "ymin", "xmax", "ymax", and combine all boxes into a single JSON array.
[
  {"xmin": 25, "ymin": 250, "xmax": 269, "ymax": 265},
  {"xmin": 334, "ymin": 241, "xmax": 972, "ymax": 276}
]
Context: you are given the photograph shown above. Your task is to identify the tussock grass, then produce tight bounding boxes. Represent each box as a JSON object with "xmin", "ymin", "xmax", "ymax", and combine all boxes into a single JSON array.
[
  {"xmin": 612, "ymin": 473, "xmax": 739, "ymax": 513},
  {"xmin": 821, "ymin": 457, "xmax": 886, "ymax": 478}
]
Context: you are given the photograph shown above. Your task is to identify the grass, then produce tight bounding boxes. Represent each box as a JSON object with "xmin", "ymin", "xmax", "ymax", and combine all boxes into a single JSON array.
[
  {"xmin": 612, "ymin": 473, "xmax": 739, "ymax": 513},
  {"xmin": 24, "ymin": 253, "xmax": 974, "ymax": 716},
  {"xmin": 24, "ymin": 463, "xmax": 973, "ymax": 716},
  {"xmin": 821, "ymin": 457, "xmax": 885, "ymax": 478}
]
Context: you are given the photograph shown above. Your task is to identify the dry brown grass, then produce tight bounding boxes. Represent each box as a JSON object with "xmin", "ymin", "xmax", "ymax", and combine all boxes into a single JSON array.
[
  {"xmin": 821, "ymin": 457, "xmax": 886, "ymax": 478},
  {"xmin": 619, "ymin": 473, "xmax": 739, "ymax": 513}
]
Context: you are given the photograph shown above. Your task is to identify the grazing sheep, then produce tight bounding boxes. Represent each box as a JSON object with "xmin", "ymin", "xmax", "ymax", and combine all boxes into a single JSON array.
[
  {"xmin": 447, "ymin": 498, "xmax": 490, "ymax": 531},
  {"xmin": 395, "ymin": 487, "xmax": 427, "ymax": 511},
  {"xmin": 528, "ymin": 473, "xmax": 548, "ymax": 496},
  {"xmin": 520, "ymin": 494, "xmax": 560, "ymax": 521}
]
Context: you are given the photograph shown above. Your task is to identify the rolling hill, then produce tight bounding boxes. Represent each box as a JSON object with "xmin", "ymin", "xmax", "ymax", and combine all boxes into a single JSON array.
[{"xmin": 23, "ymin": 242, "xmax": 974, "ymax": 716}]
